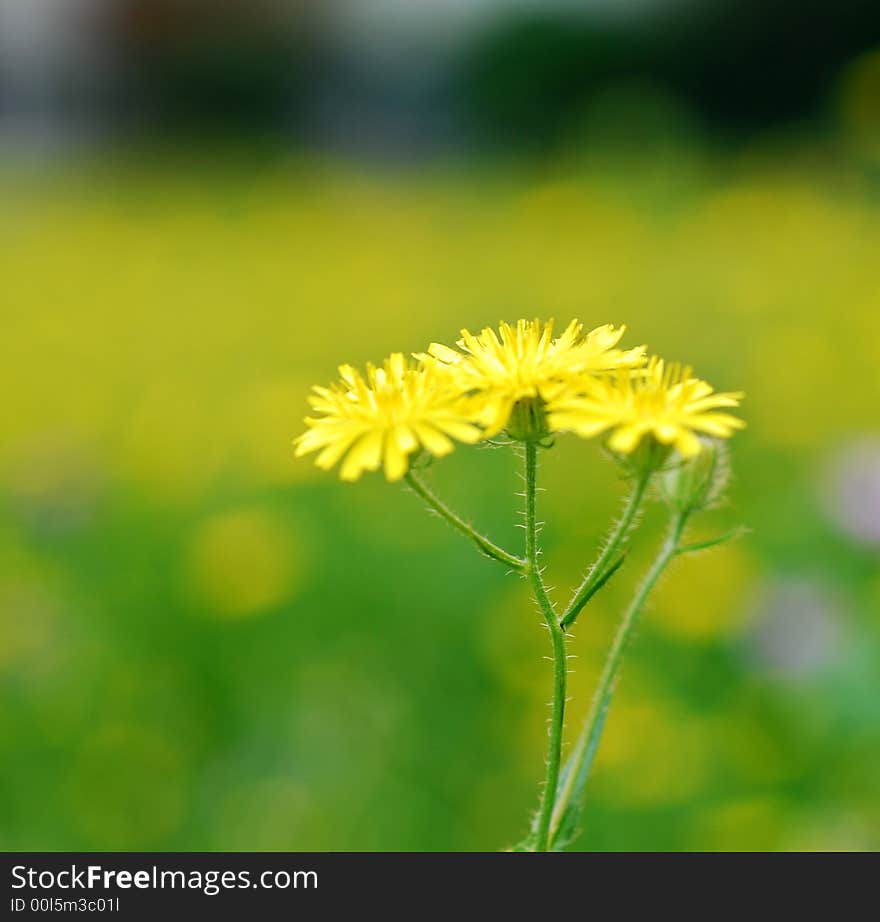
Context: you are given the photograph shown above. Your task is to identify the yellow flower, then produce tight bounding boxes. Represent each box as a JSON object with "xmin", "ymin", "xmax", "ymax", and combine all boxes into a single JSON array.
[
  {"xmin": 547, "ymin": 357, "xmax": 745, "ymax": 457},
  {"xmin": 294, "ymin": 354, "xmax": 481, "ymax": 482},
  {"xmin": 421, "ymin": 319, "xmax": 645, "ymax": 437}
]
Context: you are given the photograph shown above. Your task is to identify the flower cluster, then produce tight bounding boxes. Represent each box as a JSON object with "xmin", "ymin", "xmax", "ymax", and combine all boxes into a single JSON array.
[{"xmin": 294, "ymin": 320, "xmax": 744, "ymax": 481}]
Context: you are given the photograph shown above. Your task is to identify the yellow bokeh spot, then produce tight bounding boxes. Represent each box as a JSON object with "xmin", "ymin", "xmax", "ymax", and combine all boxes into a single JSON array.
[
  {"xmin": 782, "ymin": 810, "xmax": 880, "ymax": 852},
  {"xmin": 690, "ymin": 797, "xmax": 786, "ymax": 851},
  {"xmin": 186, "ymin": 507, "xmax": 300, "ymax": 617},
  {"xmin": 592, "ymin": 688, "xmax": 715, "ymax": 806},
  {"xmin": 652, "ymin": 542, "xmax": 755, "ymax": 641}
]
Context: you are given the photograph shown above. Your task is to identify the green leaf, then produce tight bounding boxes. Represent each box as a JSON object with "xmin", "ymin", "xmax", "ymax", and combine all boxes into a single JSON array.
[{"xmin": 677, "ymin": 526, "xmax": 749, "ymax": 556}]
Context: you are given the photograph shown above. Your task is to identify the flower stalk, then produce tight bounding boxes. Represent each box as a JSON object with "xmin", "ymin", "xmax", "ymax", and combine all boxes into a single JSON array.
[
  {"xmin": 523, "ymin": 440, "xmax": 567, "ymax": 853},
  {"xmin": 404, "ymin": 469, "xmax": 527, "ymax": 571}
]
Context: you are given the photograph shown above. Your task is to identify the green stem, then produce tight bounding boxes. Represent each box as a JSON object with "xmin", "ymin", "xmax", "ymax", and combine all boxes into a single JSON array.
[
  {"xmin": 405, "ymin": 470, "xmax": 527, "ymax": 572},
  {"xmin": 549, "ymin": 510, "xmax": 688, "ymax": 849},
  {"xmin": 524, "ymin": 441, "xmax": 567, "ymax": 853},
  {"xmin": 560, "ymin": 468, "xmax": 652, "ymax": 629}
]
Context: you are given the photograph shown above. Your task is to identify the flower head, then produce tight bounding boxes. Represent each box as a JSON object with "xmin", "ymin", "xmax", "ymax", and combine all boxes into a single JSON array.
[
  {"xmin": 294, "ymin": 354, "xmax": 481, "ymax": 482},
  {"xmin": 421, "ymin": 319, "xmax": 645, "ymax": 437},
  {"xmin": 547, "ymin": 357, "xmax": 745, "ymax": 458}
]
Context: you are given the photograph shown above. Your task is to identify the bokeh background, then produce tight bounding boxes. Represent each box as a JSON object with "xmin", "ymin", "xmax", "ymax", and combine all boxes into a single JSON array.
[{"xmin": 2, "ymin": 0, "xmax": 880, "ymax": 851}]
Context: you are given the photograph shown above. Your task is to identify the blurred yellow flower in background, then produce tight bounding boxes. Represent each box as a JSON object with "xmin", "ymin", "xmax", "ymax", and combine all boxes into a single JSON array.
[
  {"xmin": 294, "ymin": 353, "xmax": 481, "ymax": 481},
  {"xmin": 186, "ymin": 508, "xmax": 300, "ymax": 618},
  {"xmin": 548, "ymin": 357, "xmax": 744, "ymax": 456},
  {"xmin": 422, "ymin": 319, "xmax": 645, "ymax": 437}
]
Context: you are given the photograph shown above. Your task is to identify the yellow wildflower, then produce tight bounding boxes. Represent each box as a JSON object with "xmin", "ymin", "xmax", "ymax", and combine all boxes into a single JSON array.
[
  {"xmin": 422, "ymin": 319, "xmax": 645, "ymax": 437},
  {"xmin": 548, "ymin": 357, "xmax": 745, "ymax": 457},
  {"xmin": 294, "ymin": 354, "xmax": 481, "ymax": 482}
]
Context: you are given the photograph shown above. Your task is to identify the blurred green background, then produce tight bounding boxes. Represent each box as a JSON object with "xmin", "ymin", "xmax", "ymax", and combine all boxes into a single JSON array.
[{"xmin": 2, "ymin": 0, "xmax": 880, "ymax": 851}]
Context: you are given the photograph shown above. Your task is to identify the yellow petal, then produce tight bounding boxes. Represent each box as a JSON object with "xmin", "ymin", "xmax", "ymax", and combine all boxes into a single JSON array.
[
  {"xmin": 339, "ymin": 430, "xmax": 384, "ymax": 481},
  {"xmin": 387, "ymin": 353, "xmax": 406, "ymax": 380},
  {"xmin": 314, "ymin": 431, "xmax": 362, "ymax": 470},
  {"xmin": 549, "ymin": 413, "xmax": 611, "ymax": 438},
  {"xmin": 338, "ymin": 364, "xmax": 359, "ymax": 388},
  {"xmin": 383, "ymin": 436, "xmax": 409, "ymax": 482},
  {"xmin": 477, "ymin": 396, "xmax": 514, "ymax": 436},
  {"xmin": 413, "ymin": 422, "xmax": 455, "ymax": 457},
  {"xmin": 674, "ymin": 429, "xmax": 702, "ymax": 457},
  {"xmin": 689, "ymin": 413, "xmax": 746, "ymax": 437},
  {"xmin": 654, "ymin": 422, "xmax": 680, "ymax": 443},
  {"xmin": 432, "ymin": 417, "xmax": 482, "ymax": 443},
  {"xmin": 392, "ymin": 424, "xmax": 416, "ymax": 452},
  {"xmin": 608, "ymin": 423, "xmax": 647, "ymax": 454},
  {"xmin": 428, "ymin": 342, "xmax": 463, "ymax": 365}
]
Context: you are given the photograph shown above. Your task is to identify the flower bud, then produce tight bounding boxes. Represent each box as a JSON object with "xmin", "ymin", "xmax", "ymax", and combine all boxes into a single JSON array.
[
  {"xmin": 660, "ymin": 438, "xmax": 730, "ymax": 514},
  {"xmin": 609, "ymin": 435, "xmax": 671, "ymax": 478}
]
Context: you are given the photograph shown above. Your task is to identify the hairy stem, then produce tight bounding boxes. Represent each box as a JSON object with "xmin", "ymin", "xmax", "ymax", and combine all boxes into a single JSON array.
[
  {"xmin": 550, "ymin": 510, "xmax": 688, "ymax": 849},
  {"xmin": 405, "ymin": 470, "xmax": 527, "ymax": 572},
  {"xmin": 560, "ymin": 468, "xmax": 652, "ymax": 629},
  {"xmin": 524, "ymin": 441, "xmax": 567, "ymax": 853}
]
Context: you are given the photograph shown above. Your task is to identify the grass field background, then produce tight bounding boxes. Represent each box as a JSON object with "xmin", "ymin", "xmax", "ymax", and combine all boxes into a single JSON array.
[{"xmin": 2, "ymin": 139, "xmax": 879, "ymax": 850}]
